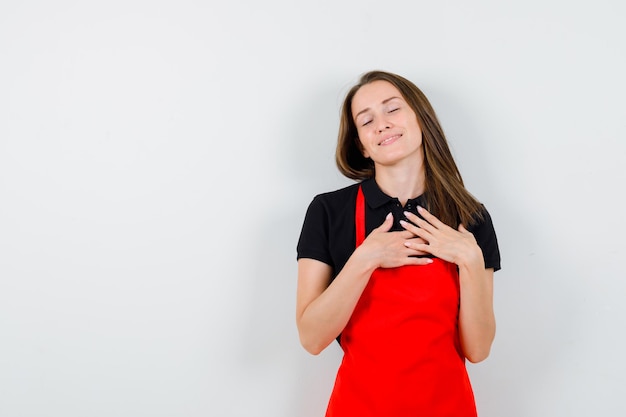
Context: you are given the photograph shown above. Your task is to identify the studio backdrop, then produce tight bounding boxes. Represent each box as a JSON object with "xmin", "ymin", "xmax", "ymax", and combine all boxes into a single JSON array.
[{"xmin": 1, "ymin": 1, "xmax": 625, "ymax": 416}]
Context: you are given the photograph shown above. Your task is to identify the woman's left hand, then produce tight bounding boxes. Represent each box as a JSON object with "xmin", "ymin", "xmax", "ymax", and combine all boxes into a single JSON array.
[{"xmin": 400, "ymin": 206, "xmax": 483, "ymax": 268}]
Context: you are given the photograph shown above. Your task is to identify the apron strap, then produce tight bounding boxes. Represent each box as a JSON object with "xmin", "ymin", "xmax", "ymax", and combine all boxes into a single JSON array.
[{"xmin": 355, "ymin": 185, "xmax": 365, "ymax": 247}]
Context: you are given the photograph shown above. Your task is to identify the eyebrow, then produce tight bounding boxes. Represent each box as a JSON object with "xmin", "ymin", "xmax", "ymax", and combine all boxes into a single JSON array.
[{"xmin": 354, "ymin": 96, "xmax": 402, "ymax": 120}]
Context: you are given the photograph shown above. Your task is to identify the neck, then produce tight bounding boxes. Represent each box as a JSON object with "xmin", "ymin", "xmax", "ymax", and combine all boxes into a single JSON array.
[{"xmin": 374, "ymin": 158, "xmax": 426, "ymax": 206}]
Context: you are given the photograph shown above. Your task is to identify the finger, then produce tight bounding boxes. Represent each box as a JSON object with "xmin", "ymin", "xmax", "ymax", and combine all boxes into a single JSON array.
[
  {"xmin": 399, "ymin": 219, "xmax": 418, "ymax": 235},
  {"xmin": 405, "ymin": 256, "xmax": 435, "ymax": 266},
  {"xmin": 374, "ymin": 212, "xmax": 394, "ymax": 233},
  {"xmin": 401, "ymin": 238, "xmax": 429, "ymax": 255},
  {"xmin": 457, "ymin": 224, "xmax": 477, "ymax": 244},
  {"xmin": 408, "ymin": 237, "xmax": 428, "ymax": 245},
  {"xmin": 406, "ymin": 248, "xmax": 429, "ymax": 256},
  {"xmin": 417, "ymin": 206, "xmax": 447, "ymax": 230},
  {"xmin": 399, "ymin": 218, "xmax": 432, "ymax": 240},
  {"xmin": 402, "ymin": 211, "xmax": 435, "ymax": 234},
  {"xmin": 397, "ymin": 230, "xmax": 418, "ymax": 239},
  {"xmin": 403, "ymin": 240, "xmax": 431, "ymax": 254}
]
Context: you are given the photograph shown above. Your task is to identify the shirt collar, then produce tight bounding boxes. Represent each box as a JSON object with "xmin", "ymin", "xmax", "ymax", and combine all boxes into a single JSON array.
[{"xmin": 361, "ymin": 178, "xmax": 425, "ymax": 209}]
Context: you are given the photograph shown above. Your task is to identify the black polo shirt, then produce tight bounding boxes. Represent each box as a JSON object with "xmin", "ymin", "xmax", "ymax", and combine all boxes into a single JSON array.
[{"xmin": 297, "ymin": 178, "xmax": 501, "ymax": 278}]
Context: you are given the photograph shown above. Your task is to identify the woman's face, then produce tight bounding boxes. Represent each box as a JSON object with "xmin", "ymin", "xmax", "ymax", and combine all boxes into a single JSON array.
[{"xmin": 351, "ymin": 80, "xmax": 423, "ymax": 169}]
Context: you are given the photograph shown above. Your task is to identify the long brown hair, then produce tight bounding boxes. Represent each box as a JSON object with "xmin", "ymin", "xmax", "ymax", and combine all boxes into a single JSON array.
[{"xmin": 336, "ymin": 70, "xmax": 484, "ymax": 228}]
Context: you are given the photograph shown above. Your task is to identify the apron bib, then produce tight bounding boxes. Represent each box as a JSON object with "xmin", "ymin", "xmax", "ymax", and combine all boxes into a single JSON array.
[{"xmin": 325, "ymin": 186, "xmax": 477, "ymax": 417}]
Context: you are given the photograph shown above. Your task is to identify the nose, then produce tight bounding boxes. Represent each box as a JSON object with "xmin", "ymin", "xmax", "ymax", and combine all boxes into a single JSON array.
[{"xmin": 376, "ymin": 118, "xmax": 391, "ymax": 133}]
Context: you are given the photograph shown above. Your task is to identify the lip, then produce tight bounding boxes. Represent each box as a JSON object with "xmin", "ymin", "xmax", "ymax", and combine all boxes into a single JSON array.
[{"xmin": 378, "ymin": 134, "xmax": 402, "ymax": 146}]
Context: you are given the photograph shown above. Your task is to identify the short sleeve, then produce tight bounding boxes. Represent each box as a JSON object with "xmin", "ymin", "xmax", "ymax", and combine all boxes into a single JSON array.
[
  {"xmin": 468, "ymin": 207, "xmax": 501, "ymax": 272},
  {"xmin": 297, "ymin": 195, "xmax": 334, "ymax": 268}
]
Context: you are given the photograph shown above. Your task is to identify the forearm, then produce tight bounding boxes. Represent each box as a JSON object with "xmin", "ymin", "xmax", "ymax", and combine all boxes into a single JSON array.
[
  {"xmin": 298, "ymin": 214, "xmax": 426, "ymax": 355},
  {"xmin": 457, "ymin": 261, "xmax": 495, "ymax": 363},
  {"xmin": 297, "ymin": 253, "xmax": 376, "ymax": 355}
]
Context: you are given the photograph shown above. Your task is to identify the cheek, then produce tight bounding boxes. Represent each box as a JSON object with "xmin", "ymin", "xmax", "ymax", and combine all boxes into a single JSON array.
[
  {"xmin": 355, "ymin": 135, "xmax": 371, "ymax": 158},
  {"xmin": 354, "ymin": 128, "xmax": 364, "ymax": 145},
  {"xmin": 359, "ymin": 140, "xmax": 370, "ymax": 158},
  {"xmin": 409, "ymin": 120, "xmax": 423, "ymax": 140}
]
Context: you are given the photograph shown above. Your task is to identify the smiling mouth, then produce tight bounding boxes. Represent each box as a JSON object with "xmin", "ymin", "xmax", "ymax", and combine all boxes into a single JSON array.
[{"xmin": 379, "ymin": 134, "xmax": 401, "ymax": 146}]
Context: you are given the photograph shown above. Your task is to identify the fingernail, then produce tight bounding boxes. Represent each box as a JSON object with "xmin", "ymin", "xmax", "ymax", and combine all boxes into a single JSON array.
[{"xmin": 386, "ymin": 212, "xmax": 392, "ymax": 219}]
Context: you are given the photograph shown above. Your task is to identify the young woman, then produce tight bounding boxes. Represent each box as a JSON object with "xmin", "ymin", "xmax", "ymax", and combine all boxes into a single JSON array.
[{"xmin": 296, "ymin": 71, "xmax": 501, "ymax": 416}]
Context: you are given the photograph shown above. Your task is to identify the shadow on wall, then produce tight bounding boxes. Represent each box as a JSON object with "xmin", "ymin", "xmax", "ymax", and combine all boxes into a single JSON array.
[
  {"xmin": 236, "ymin": 76, "xmax": 349, "ymax": 417},
  {"xmin": 471, "ymin": 235, "xmax": 584, "ymax": 416},
  {"xmin": 428, "ymin": 83, "xmax": 586, "ymax": 415},
  {"xmin": 426, "ymin": 83, "xmax": 537, "ymax": 416}
]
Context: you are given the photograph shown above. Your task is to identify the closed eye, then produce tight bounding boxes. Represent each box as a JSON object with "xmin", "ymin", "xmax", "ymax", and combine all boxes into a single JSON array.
[{"xmin": 388, "ymin": 107, "xmax": 399, "ymax": 113}]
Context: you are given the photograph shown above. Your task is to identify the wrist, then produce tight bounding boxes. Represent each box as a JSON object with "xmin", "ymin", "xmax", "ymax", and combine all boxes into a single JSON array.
[
  {"xmin": 350, "ymin": 245, "xmax": 380, "ymax": 275},
  {"xmin": 457, "ymin": 246, "xmax": 485, "ymax": 272}
]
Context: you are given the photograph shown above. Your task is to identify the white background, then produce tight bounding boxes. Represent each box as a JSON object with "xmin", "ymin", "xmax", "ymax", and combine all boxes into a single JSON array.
[{"xmin": 1, "ymin": 1, "xmax": 625, "ymax": 416}]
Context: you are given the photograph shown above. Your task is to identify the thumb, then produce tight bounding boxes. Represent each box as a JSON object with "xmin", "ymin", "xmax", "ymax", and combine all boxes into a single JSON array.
[{"xmin": 375, "ymin": 212, "xmax": 394, "ymax": 233}]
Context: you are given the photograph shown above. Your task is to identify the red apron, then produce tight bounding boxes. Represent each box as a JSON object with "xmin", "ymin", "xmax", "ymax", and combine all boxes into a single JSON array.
[{"xmin": 325, "ymin": 186, "xmax": 477, "ymax": 417}]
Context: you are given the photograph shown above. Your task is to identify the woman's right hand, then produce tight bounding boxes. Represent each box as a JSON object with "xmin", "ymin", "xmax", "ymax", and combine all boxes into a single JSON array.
[
  {"xmin": 355, "ymin": 213, "xmax": 433, "ymax": 269},
  {"xmin": 296, "ymin": 213, "xmax": 431, "ymax": 355}
]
